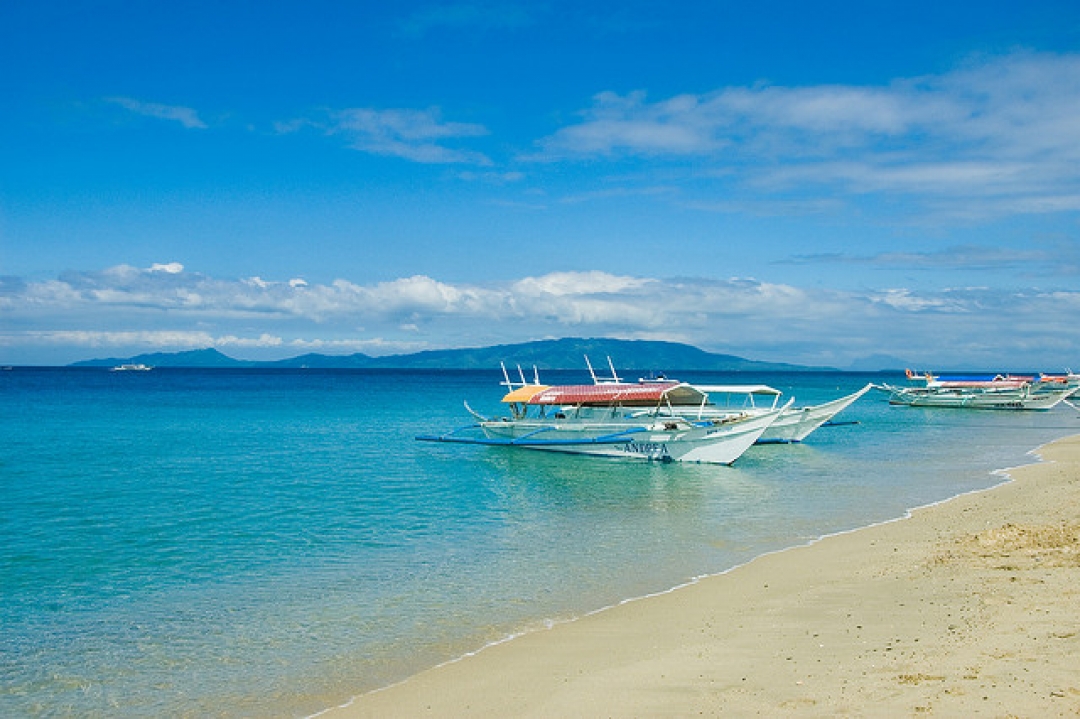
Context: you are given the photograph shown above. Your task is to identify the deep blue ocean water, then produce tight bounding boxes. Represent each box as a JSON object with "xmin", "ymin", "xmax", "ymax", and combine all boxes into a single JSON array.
[{"xmin": 2, "ymin": 367, "xmax": 1078, "ymax": 717}]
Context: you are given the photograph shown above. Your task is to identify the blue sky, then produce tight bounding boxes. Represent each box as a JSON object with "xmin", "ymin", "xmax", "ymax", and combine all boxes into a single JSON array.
[{"xmin": 2, "ymin": 1, "xmax": 1079, "ymax": 368}]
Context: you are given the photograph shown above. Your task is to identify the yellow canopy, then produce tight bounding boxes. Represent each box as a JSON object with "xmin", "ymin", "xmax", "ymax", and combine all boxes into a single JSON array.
[{"xmin": 500, "ymin": 385, "xmax": 551, "ymax": 403}]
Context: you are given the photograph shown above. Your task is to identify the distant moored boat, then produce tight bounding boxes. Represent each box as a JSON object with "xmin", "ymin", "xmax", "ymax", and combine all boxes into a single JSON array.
[{"xmin": 877, "ymin": 369, "xmax": 1078, "ymax": 410}]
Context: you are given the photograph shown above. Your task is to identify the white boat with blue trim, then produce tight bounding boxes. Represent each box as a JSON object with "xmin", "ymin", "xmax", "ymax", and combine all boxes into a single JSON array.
[
  {"xmin": 589, "ymin": 357, "xmax": 870, "ymax": 444},
  {"xmin": 418, "ymin": 363, "xmax": 790, "ymax": 465},
  {"xmin": 879, "ymin": 370, "xmax": 1078, "ymax": 410},
  {"xmin": 685, "ymin": 383, "xmax": 872, "ymax": 443}
]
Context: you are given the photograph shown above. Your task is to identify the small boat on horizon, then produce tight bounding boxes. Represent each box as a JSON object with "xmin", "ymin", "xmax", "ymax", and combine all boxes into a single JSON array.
[{"xmin": 110, "ymin": 363, "xmax": 153, "ymax": 372}]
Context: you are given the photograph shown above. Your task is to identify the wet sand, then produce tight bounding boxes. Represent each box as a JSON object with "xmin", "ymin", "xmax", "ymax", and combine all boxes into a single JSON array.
[{"xmin": 326, "ymin": 434, "xmax": 1080, "ymax": 717}]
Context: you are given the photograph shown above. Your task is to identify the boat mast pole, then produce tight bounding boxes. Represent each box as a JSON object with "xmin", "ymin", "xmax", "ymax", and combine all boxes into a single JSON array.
[
  {"xmin": 585, "ymin": 355, "xmax": 597, "ymax": 384},
  {"xmin": 606, "ymin": 356, "xmax": 623, "ymax": 383}
]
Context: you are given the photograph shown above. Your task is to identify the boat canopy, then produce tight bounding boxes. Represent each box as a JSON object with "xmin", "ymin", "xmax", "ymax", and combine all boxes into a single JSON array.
[
  {"xmin": 500, "ymin": 384, "xmax": 551, "ymax": 403},
  {"xmin": 693, "ymin": 384, "xmax": 782, "ymax": 396},
  {"xmin": 933, "ymin": 373, "xmax": 1034, "ymax": 383},
  {"xmin": 908, "ymin": 370, "xmax": 1036, "ymax": 389},
  {"xmin": 928, "ymin": 378, "xmax": 1029, "ymax": 389},
  {"xmin": 525, "ymin": 382, "xmax": 709, "ymax": 407}
]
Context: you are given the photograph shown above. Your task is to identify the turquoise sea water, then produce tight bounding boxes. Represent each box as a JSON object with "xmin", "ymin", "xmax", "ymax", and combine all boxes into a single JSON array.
[{"xmin": 2, "ymin": 368, "xmax": 1078, "ymax": 717}]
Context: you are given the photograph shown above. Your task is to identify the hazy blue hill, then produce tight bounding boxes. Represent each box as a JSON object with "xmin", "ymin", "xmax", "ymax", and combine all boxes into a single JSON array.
[
  {"xmin": 72, "ymin": 348, "xmax": 249, "ymax": 368},
  {"xmin": 846, "ymin": 353, "xmax": 910, "ymax": 372},
  {"xmin": 71, "ymin": 338, "xmax": 832, "ymax": 371},
  {"xmin": 361, "ymin": 338, "xmax": 819, "ymax": 371},
  {"xmin": 267, "ymin": 352, "xmax": 373, "ymax": 368}
]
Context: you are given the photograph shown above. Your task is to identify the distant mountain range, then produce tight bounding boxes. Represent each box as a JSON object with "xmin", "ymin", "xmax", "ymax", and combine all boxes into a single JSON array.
[{"xmin": 71, "ymin": 338, "xmax": 840, "ymax": 371}]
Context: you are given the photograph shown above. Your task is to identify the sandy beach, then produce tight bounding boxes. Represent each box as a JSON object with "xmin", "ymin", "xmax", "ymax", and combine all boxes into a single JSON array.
[{"xmin": 328, "ymin": 433, "xmax": 1080, "ymax": 717}]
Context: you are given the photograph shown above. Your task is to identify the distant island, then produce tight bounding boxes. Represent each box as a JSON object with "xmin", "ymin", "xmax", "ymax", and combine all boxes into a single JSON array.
[{"xmin": 71, "ymin": 337, "xmax": 843, "ymax": 372}]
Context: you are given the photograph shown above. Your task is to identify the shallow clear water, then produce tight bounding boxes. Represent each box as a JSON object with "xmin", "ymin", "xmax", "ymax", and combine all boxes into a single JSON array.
[{"xmin": 2, "ymin": 368, "xmax": 1077, "ymax": 716}]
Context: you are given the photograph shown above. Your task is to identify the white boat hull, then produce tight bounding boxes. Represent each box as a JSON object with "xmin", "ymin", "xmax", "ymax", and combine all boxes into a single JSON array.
[
  {"xmin": 759, "ymin": 384, "xmax": 873, "ymax": 443},
  {"xmin": 477, "ymin": 406, "xmax": 785, "ymax": 465},
  {"xmin": 658, "ymin": 383, "xmax": 870, "ymax": 444},
  {"xmin": 884, "ymin": 385, "xmax": 1076, "ymax": 410}
]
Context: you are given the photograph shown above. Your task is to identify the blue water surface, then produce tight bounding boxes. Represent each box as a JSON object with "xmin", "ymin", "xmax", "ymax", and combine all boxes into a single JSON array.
[{"xmin": 2, "ymin": 368, "xmax": 1077, "ymax": 717}]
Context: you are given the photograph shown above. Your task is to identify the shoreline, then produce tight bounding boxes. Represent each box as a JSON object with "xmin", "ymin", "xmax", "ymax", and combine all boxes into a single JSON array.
[{"xmin": 322, "ymin": 433, "xmax": 1080, "ymax": 717}]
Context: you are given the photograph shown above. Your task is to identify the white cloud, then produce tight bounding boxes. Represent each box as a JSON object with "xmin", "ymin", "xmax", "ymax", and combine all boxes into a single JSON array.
[
  {"xmin": 1, "ymin": 331, "xmax": 288, "ymax": 355},
  {"xmin": 289, "ymin": 337, "xmax": 427, "ymax": 354},
  {"xmin": 19, "ymin": 330, "xmax": 220, "ymax": 348},
  {"xmin": 533, "ymin": 52, "xmax": 1080, "ymax": 219},
  {"xmin": 282, "ymin": 106, "xmax": 492, "ymax": 164},
  {"xmin": 789, "ymin": 242, "xmax": 1080, "ymax": 275},
  {"xmin": 105, "ymin": 97, "xmax": 207, "ymax": 129},
  {"xmin": 871, "ymin": 289, "xmax": 952, "ymax": 312},
  {"xmin": 215, "ymin": 334, "xmax": 284, "ymax": 348},
  {"xmin": 5, "ymin": 264, "xmax": 1078, "ymax": 368},
  {"xmin": 511, "ymin": 271, "xmax": 652, "ymax": 297},
  {"xmin": 538, "ymin": 90, "xmax": 725, "ymax": 157}
]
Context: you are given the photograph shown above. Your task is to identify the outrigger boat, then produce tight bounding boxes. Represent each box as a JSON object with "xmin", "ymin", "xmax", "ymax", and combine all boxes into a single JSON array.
[
  {"xmin": 417, "ymin": 363, "xmax": 791, "ymax": 465},
  {"xmin": 588, "ymin": 356, "xmax": 871, "ymax": 444},
  {"xmin": 878, "ymin": 370, "xmax": 1078, "ymax": 410},
  {"xmin": 1037, "ymin": 371, "xmax": 1080, "ymax": 389},
  {"xmin": 681, "ymin": 383, "xmax": 872, "ymax": 443}
]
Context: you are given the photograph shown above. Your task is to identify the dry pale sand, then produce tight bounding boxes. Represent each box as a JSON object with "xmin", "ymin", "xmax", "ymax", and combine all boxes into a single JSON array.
[{"xmin": 327, "ymin": 434, "xmax": 1080, "ymax": 718}]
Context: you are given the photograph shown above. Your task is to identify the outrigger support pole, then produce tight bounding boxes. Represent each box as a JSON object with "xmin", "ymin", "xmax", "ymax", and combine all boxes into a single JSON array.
[{"xmin": 417, "ymin": 426, "xmax": 649, "ymax": 446}]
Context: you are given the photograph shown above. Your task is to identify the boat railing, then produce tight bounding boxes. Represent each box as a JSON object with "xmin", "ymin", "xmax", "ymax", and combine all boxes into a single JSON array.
[
  {"xmin": 585, "ymin": 355, "xmax": 624, "ymax": 384},
  {"xmin": 500, "ymin": 361, "xmax": 542, "ymax": 391}
]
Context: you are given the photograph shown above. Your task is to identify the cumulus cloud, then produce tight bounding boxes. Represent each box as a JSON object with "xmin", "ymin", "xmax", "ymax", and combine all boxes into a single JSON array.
[
  {"xmin": 539, "ymin": 90, "xmax": 727, "ymax": 157},
  {"xmin": 3, "ymin": 265, "xmax": 1078, "ymax": 368},
  {"xmin": 21, "ymin": 330, "xmax": 220, "ymax": 348},
  {"xmin": 532, "ymin": 52, "xmax": 1080, "ymax": 218},
  {"xmin": 288, "ymin": 337, "xmax": 427, "ymax": 354},
  {"xmin": 7, "ymin": 330, "xmax": 285, "ymax": 350},
  {"xmin": 539, "ymin": 53, "xmax": 1080, "ymax": 160},
  {"xmin": 511, "ymin": 271, "xmax": 653, "ymax": 296}
]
